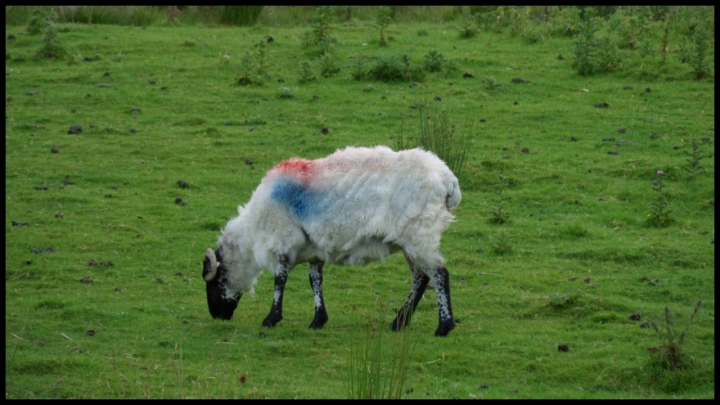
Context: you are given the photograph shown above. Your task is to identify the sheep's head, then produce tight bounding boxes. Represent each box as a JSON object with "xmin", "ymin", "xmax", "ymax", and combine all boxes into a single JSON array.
[{"xmin": 203, "ymin": 248, "xmax": 241, "ymax": 320}]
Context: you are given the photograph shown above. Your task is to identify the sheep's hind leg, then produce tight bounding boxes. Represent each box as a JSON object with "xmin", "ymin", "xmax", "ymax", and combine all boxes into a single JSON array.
[
  {"xmin": 428, "ymin": 267, "xmax": 455, "ymax": 337},
  {"xmin": 262, "ymin": 256, "xmax": 291, "ymax": 327},
  {"xmin": 308, "ymin": 261, "xmax": 329, "ymax": 329},
  {"xmin": 391, "ymin": 267, "xmax": 430, "ymax": 332}
]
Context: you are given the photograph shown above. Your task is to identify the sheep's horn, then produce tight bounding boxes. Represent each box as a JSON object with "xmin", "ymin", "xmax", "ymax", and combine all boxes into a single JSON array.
[{"xmin": 203, "ymin": 248, "xmax": 218, "ymax": 281}]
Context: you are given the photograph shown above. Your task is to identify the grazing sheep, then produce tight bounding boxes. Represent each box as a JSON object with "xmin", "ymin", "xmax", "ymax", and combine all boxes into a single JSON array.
[{"xmin": 202, "ymin": 145, "xmax": 461, "ymax": 336}]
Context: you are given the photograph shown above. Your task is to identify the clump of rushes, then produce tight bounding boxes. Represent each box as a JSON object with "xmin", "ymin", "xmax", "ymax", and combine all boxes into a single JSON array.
[
  {"xmin": 646, "ymin": 170, "xmax": 674, "ymax": 227},
  {"xmin": 648, "ymin": 301, "xmax": 703, "ymax": 370},
  {"xmin": 396, "ymin": 107, "xmax": 470, "ymax": 183},
  {"xmin": 345, "ymin": 300, "xmax": 416, "ymax": 399}
]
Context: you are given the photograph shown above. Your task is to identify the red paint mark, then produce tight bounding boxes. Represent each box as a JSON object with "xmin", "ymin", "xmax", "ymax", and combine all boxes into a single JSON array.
[{"xmin": 270, "ymin": 159, "xmax": 316, "ymax": 183}]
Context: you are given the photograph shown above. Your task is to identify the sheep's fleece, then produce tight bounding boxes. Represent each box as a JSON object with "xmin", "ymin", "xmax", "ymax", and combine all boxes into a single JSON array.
[{"xmin": 204, "ymin": 145, "xmax": 461, "ymax": 336}]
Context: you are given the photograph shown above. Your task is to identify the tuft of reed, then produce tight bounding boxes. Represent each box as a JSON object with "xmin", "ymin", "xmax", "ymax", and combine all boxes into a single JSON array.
[
  {"xmin": 397, "ymin": 107, "xmax": 471, "ymax": 185},
  {"xmin": 345, "ymin": 298, "xmax": 417, "ymax": 399}
]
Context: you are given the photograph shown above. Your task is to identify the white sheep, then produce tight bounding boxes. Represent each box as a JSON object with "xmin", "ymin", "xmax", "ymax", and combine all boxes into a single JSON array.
[{"xmin": 202, "ymin": 145, "xmax": 461, "ymax": 336}]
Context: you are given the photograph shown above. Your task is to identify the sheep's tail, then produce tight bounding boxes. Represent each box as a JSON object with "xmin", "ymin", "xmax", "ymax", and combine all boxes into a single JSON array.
[{"xmin": 444, "ymin": 171, "xmax": 461, "ymax": 212}]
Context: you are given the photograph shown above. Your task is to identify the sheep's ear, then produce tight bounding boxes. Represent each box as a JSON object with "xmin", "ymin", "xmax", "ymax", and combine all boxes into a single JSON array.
[{"xmin": 203, "ymin": 248, "xmax": 219, "ymax": 281}]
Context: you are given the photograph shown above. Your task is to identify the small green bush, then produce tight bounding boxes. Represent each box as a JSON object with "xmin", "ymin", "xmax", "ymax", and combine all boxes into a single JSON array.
[
  {"xmin": 298, "ymin": 59, "xmax": 316, "ymax": 83},
  {"xmin": 690, "ymin": 26, "xmax": 710, "ymax": 80},
  {"xmin": 491, "ymin": 231, "xmax": 513, "ymax": 255},
  {"xmin": 376, "ymin": 6, "xmax": 393, "ymax": 47},
  {"xmin": 277, "ymin": 87, "xmax": 295, "ymax": 99},
  {"xmin": 37, "ymin": 25, "xmax": 66, "ymax": 59},
  {"xmin": 423, "ymin": 50, "xmax": 445, "ymax": 72},
  {"xmin": 368, "ymin": 54, "xmax": 408, "ymax": 82},
  {"xmin": 488, "ymin": 190, "xmax": 510, "ymax": 225},
  {"xmin": 301, "ymin": 6, "xmax": 336, "ymax": 56},
  {"xmin": 350, "ymin": 55, "xmax": 368, "ymax": 81},
  {"xmin": 26, "ymin": 8, "xmax": 49, "ymax": 36}
]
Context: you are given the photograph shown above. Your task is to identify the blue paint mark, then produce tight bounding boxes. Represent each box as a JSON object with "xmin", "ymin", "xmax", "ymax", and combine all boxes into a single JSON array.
[{"xmin": 271, "ymin": 181, "xmax": 315, "ymax": 219}]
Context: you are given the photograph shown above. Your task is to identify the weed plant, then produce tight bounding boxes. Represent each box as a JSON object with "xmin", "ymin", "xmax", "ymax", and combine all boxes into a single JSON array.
[
  {"xmin": 482, "ymin": 77, "xmax": 504, "ymax": 94},
  {"xmin": 319, "ymin": 47, "xmax": 341, "ymax": 78},
  {"xmin": 645, "ymin": 171, "xmax": 674, "ymax": 228},
  {"xmin": 297, "ymin": 59, "xmax": 316, "ymax": 83},
  {"xmin": 648, "ymin": 301, "xmax": 703, "ymax": 370},
  {"xmin": 237, "ymin": 50, "xmax": 255, "ymax": 86},
  {"xmin": 254, "ymin": 39, "xmax": 269, "ymax": 76},
  {"xmin": 681, "ymin": 138, "xmax": 711, "ymax": 179},
  {"xmin": 488, "ymin": 190, "xmax": 510, "ymax": 225}
]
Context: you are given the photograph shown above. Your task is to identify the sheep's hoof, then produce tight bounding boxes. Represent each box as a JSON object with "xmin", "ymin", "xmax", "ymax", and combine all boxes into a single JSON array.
[
  {"xmin": 262, "ymin": 314, "xmax": 282, "ymax": 327},
  {"xmin": 391, "ymin": 310, "xmax": 413, "ymax": 332},
  {"xmin": 434, "ymin": 319, "xmax": 456, "ymax": 337},
  {"xmin": 308, "ymin": 316, "xmax": 328, "ymax": 330}
]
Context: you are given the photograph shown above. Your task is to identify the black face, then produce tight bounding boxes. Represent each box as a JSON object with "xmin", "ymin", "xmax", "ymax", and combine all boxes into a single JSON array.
[{"xmin": 203, "ymin": 249, "xmax": 242, "ymax": 320}]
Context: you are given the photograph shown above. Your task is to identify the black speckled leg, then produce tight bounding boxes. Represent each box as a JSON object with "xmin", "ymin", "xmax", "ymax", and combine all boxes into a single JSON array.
[
  {"xmin": 308, "ymin": 261, "xmax": 329, "ymax": 329},
  {"xmin": 392, "ymin": 266, "xmax": 430, "ymax": 332},
  {"xmin": 428, "ymin": 267, "xmax": 455, "ymax": 337},
  {"xmin": 262, "ymin": 256, "xmax": 290, "ymax": 327}
]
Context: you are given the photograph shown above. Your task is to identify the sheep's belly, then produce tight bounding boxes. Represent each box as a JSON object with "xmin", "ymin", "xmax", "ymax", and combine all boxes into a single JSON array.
[{"xmin": 298, "ymin": 237, "xmax": 402, "ymax": 266}]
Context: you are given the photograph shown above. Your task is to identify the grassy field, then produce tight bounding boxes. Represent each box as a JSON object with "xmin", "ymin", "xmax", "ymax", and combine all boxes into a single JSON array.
[{"xmin": 5, "ymin": 8, "xmax": 715, "ymax": 399}]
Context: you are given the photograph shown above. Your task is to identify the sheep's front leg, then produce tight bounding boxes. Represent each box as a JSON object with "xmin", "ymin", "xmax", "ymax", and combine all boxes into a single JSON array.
[
  {"xmin": 262, "ymin": 256, "xmax": 291, "ymax": 328},
  {"xmin": 308, "ymin": 261, "xmax": 329, "ymax": 329},
  {"xmin": 391, "ymin": 268, "xmax": 430, "ymax": 332},
  {"xmin": 428, "ymin": 267, "xmax": 455, "ymax": 337}
]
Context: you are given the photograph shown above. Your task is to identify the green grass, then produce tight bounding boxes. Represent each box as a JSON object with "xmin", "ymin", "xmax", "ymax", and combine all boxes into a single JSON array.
[{"xmin": 5, "ymin": 12, "xmax": 715, "ymax": 399}]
